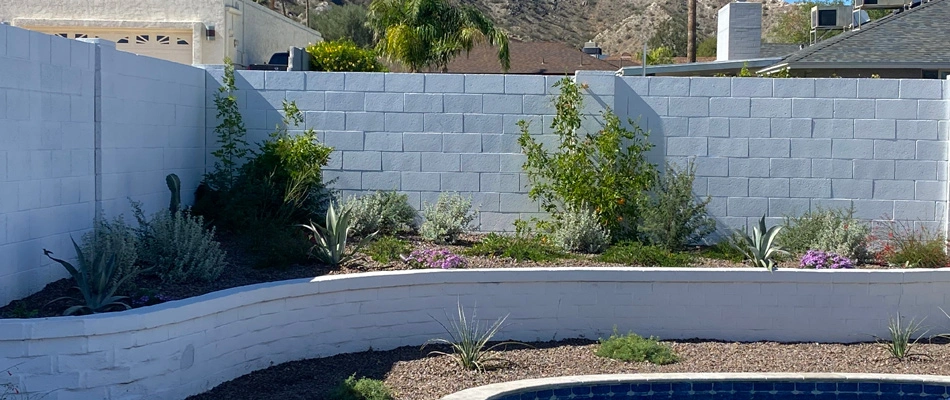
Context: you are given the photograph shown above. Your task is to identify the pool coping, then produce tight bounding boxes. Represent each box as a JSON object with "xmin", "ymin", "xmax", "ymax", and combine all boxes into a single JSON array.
[{"xmin": 440, "ymin": 373, "xmax": 950, "ymax": 400}]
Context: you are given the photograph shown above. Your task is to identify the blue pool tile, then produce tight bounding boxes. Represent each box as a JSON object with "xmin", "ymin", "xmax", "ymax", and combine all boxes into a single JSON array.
[
  {"xmin": 924, "ymin": 386, "xmax": 946, "ymax": 396},
  {"xmin": 633, "ymin": 384, "xmax": 652, "ymax": 394},
  {"xmin": 519, "ymin": 393, "xmax": 536, "ymax": 400},
  {"xmin": 817, "ymin": 383, "xmax": 838, "ymax": 393},
  {"xmin": 752, "ymin": 382, "xmax": 773, "ymax": 392},
  {"xmin": 840, "ymin": 392, "xmax": 860, "ymax": 400},
  {"xmin": 498, "ymin": 395, "xmax": 520, "ymax": 400},
  {"xmin": 840, "ymin": 383, "xmax": 859, "ymax": 393},
  {"xmin": 611, "ymin": 384, "xmax": 631, "ymax": 394},
  {"xmin": 903, "ymin": 384, "xmax": 925, "ymax": 396},
  {"xmin": 774, "ymin": 383, "xmax": 795, "ymax": 393},
  {"xmin": 693, "ymin": 382, "xmax": 714, "ymax": 392},
  {"xmin": 859, "ymin": 392, "xmax": 883, "ymax": 400},
  {"xmin": 691, "ymin": 392, "xmax": 714, "ymax": 400},
  {"xmin": 592, "ymin": 385, "xmax": 612, "ymax": 395},
  {"xmin": 653, "ymin": 383, "xmax": 672, "ymax": 393},
  {"xmin": 591, "ymin": 395, "xmax": 611, "ymax": 400},
  {"xmin": 553, "ymin": 387, "xmax": 573, "ymax": 396},
  {"xmin": 817, "ymin": 391, "xmax": 839, "ymax": 400},
  {"xmin": 797, "ymin": 383, "xmax": 818, "ymax": 393},
  {"xmin": 732, "ymin": 390, "xmax": 755, "ymax": 400},
  {"xmin": 713, "ymin": 382, "xmax": 734, "ymax": 392},
  {"xmin": 880, "ymin": 383, "xmax": 903, "ymax": 394},
  {"xmin": 573, "ymin": 385, "xmax": 592, "ymax": 395},
  {"xmin": 860, "ymin": 383, "xmax": 881, "ymax": 393},
  {"xmin": 534, "ymin": 389, "xmax": 552, "ymax": 398},
  {"xmin": 673, "ymin": 383, "xmax": 692, "ymax": 393},
  {"xmin": 713, "ymin": 391, "xmax": 733, "ymax": 400}
]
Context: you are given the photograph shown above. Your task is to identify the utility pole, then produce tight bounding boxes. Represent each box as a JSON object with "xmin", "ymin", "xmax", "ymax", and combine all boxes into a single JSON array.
[
  {"xmin": 305, "ymin": 0, "xmax": 310, "ymax": 28},
  {"xmin": 687, "ymin": 0, "xmax": 697, "ymax": 62}
]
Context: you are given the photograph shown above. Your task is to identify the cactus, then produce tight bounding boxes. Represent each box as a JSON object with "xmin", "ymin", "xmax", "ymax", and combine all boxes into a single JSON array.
[{"xmin": 166, "ymin": 173, "xmax": 181, "ymax": 214}]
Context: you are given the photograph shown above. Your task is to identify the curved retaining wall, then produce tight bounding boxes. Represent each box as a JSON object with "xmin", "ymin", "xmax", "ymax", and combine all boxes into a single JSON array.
[{"xmin": 2, "ymin": 268, "xmax": 950, "ymax": 400}]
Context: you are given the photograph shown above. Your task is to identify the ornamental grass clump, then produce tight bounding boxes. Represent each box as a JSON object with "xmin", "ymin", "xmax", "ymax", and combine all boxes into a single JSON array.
[
  {"xmin": 876, "ymin": 313, "xmax": 928, "ymax": 361},
  {"xmin": 596, "ymin": 329, "xmax": 678, "ymax": 365},
  {"xmin": 873, "ymin": 220, "xmax": 950, "ymax": 268},
  {"xmin": 799, "ymin": 250, "xmax": 854, "ymax": 269},
  {"xmin": 423, "ymin": 302, "xmax": 527, "ymax": 371},
  {"xmin": 403, "ymin": 248, "xmax": 466, "ymax": 269}
]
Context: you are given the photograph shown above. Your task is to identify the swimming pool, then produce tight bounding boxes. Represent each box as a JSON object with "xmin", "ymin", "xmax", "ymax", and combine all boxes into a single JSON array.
[{"xmin": 440, "ymin": 374, "xmax": 950, "ymax": 400}]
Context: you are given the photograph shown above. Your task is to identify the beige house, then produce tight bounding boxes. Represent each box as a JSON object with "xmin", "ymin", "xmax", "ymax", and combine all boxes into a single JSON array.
[{"xmin": 0, "ymin": 0, "xmax": 323, "ymax": 66}]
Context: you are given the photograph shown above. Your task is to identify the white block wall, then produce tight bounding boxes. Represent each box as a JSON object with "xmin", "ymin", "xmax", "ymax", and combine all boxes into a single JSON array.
[
  {"xmin": 2, "ymin": 268, "xmax": 949, "ymax": 400},
  {"xmin": 0, "ymin": 25, "xmax": 206, "ymax": 305},
  {"xmin": 0, "ymin": 25, "xmax": 97, "ymax": 304},
  {"xmin": 617, "ymin": 76, "xmax": 950, "ymax": 233}
]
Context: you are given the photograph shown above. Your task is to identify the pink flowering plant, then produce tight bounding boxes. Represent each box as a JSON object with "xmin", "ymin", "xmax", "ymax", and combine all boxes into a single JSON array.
[
  {"xmin": 800, "ymin": 249, "xmax": 854, "ymax": 269},
  {"xmin": 402, "ymin": 248, "xmax": 466, "ymax": 269}
]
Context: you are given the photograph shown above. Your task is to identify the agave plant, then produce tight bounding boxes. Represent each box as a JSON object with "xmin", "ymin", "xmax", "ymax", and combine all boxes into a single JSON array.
[
  {"xmin": 301, "ymin": 202, "xmax": 374, "ymax": 266},
  {"xmin": 44, "ymin": 238, "xmax": 133, "ymax": 315},
  {"xmin": 422, "ymin": 301, "xmax": 528, "ymax": 372},
  {"xmin": 735, "ymin": 215, "xmax": 784, "ymax": 272}
]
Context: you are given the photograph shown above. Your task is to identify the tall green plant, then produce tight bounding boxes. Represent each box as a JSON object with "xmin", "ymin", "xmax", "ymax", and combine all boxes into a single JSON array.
[
  {"xmin": 302, "ymin": 203, "xmax": 374, "ymax": 266},
  {"xmin": 519, "ymin": 78, "xmax": 657, "ymax": 240},
  {"xmin": 735, "ymin": 216, "xmax": 784, "ymax": 272},
  {"xmin": 45, "ymin": 239, "xmax": 133, "ymax": 315},
  {"xmin": 641, "ymin": 161, "xmax": 715, "ymax": 251},
  {"xmin": 423, "ymin": 301, "xmax": 527, "ymax": 371},
  {"xmin": 207, "ymin": 58, "xmax": 249, "ymax": 192}
]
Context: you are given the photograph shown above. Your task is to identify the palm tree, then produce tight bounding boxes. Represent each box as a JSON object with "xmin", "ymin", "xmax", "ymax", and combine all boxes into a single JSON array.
[{"xmin": 368, "ymin": 0, "xmax": 510, "ymax": 73}]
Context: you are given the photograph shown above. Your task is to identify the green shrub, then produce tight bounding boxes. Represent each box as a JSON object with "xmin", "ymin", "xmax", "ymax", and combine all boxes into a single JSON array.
[
  {"xmin": 596, "ymin": 329, "xmax": 678, "ymax": 365},
  {"xmin": 641, "ymin": 161, "xmax": 715, "ymax": 251},
  {"xmin": 330, "ymin": 374, "xmax": 394, "ymax": 400},
  {"xmin": 80, "ymin": 214, "xmax": 140, "ymax": 293},
  {"xmin": 365, "ymin": 235, "xmax": 411, "ymax": 263},
  {"xmin": 44, "ymin": 238, "xmax": 133, "ymax": 315},
  {"xmin": 303, "ymin": 203, "xmax": 374, "ymax": 267},
  {"xmin": 342, "ymin": 191, "xmax": 417, "ymax": 237},
  {"xmin": 465, "ymin": 233, "xmax": 566, "ymax": 262},
  {"xmin": 874, "ymin": 221, "xmax": 949, "ymax": 268},
  {"xmin": 519, "ymin": 77, "xmax": 657, "ymax": 240},
  {"xmin": 240, "ymin": 222, "xmax": 313, "ymax": 269},
  {"xmin": 136, "ymin": 208, "xmax": 227, "ymax": 283},
  {"xmin": 598, "ymin": 242, "xmax": 693, "ymax": 267},
  {"xmin": 551, "ymin": 206, "xmax": 610, "ymax": 254},
  {"xmin": 781, "ymin": 204, "xmax": 870, "ymax": 261},
  {"xmin": 700, "ymin": 235, "xmax": 746, "ymax": 263},
  {"xmin": 420, "ymin": 192, "xmax": 477, "ymax": 244},
  {"xmin": 307, "ymin": 39, "xmax": 386, "ymax": 72}
]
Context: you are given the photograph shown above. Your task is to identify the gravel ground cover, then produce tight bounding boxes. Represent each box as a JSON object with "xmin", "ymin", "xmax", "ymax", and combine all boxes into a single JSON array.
[{"xmin": 187, "ymin": 338, "xmax": 950, "ymax": 400}]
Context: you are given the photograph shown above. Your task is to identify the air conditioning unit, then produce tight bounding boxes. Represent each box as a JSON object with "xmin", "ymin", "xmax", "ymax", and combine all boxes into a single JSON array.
[
  {"xmin": 854, "ymin": 0, "xmax": 908, "ymax": 9},
  {"xmin": 811, "ymin": 5, "xmax": 852, "ymax": 29}
]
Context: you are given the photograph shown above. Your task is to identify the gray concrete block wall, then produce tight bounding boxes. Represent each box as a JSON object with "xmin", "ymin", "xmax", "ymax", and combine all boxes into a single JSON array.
[
  {"xmin": 622, "ymin": 76, "xmax": 950, "ymax": 233},
  {"xmin": 0, "ymin": 25, "xmax": 97, "ymax": 305}
]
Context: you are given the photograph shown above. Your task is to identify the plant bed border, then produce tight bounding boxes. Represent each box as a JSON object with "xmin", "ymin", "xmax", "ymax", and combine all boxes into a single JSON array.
[{"xmin": 2, "ymin": 268, "xmax": 948, "ymax": 400}]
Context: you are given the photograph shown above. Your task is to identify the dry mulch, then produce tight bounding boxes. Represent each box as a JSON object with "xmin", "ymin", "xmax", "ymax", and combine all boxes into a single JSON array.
[{"xmin": 187, "ymin": 338, "xmax": 950, "ymax": 400}]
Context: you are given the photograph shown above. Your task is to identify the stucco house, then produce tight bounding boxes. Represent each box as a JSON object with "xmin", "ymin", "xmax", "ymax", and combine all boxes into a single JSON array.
[{"xmin": 0, "ymin": 0, "xmax": 323, "ymax": 66}]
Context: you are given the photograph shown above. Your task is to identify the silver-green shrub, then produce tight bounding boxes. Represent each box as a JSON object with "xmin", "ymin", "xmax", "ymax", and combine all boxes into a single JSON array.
[
  {"xmin": 552, "ymin": 206, "xmax": 609, "ymax": 253},
  {"xmin": 781, "ymin": 204, "xmax": 870, "ymax": 261},
  {"xmin": 340, "ymin": 190, "xmax": 417, "ymax": 237},
  {"xmin": 420, "ymin": 193, "xmax": 477, "ymax": 244},
  {"xmin": 139, "ymin": 210, "xmax": 227, "ymax": 283},
  {"xmin": 80, "ymin": 214, "xmax": 140, "ymax": 292}
]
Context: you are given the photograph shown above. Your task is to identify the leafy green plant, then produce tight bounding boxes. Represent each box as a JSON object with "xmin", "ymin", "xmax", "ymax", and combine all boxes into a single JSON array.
[
  {"xmin": 307, "ymin": 39, "xmax": 386, "ymax": 72},
  {"xmin": 136, "ymin": 207, "xmax": 227, "ymax": 284},
  {"xmin": 423, "ymin": 301, "xmax": 527, "ymax": 371},
  {"xmin": 465, "ymin": 233, "xmax": 566, "ymax": 262},
  {"xmin": 876, "ymin": 313, "xmax": 928, "ymax": 361},
  {"xmin": 873, "ymin": 220, "xmax": 949, "ymax": 268},
  {"xmin": 641, "ymin": 161, "xmax": 716, "ymax": 251},
  {"xmin": 44, "ymin": 238, "xmax": 132, "ymax": 315},
  {"xmin": 365, "ymin": 235, "xmax": 411, "ymax": 263},
  {"xmin": 736, "ymin": 216, "xmax": 784, "ymax": 272},
  {"xmin": 311, "ymin": 4, "xmax": 375, "ymax": 48},
  {"xmin": 551, "ymin": 206, "xmax": 610, "ymax": 254},
  {"xmin": 206, "ymin": 58, "xmax": 250, "ymax": 192},
  {"xmin": 342, "ymin": 191, "xmax": 417, "ymax": 237},
  {"xmin": 782, "ymin": 204, "xmax": 870, "ymax": 261},
  {"xmin": 80, "ymin": 214, "xmax": 140, "ymax": 293},
  {"xmin": 519, "ymin": 77, "xmax": 656, "ymax": 240},
  {"xmin": 598, "ymin": 242, "xmax": 694, "ymax": 267},
  {"xmin": 6, "ymin": 302, "xmax": 38, "ymax": 319},
  {"xmin": 596, "ymin": 328, "xmax": 678, "ymax": 365},
  {"xmin": 330, "ymin": 374, "xmax": 394, "ymax": 400},
  {"xmin": 303, "ymin": 203, "xmax": 374, "ymax": 266},
  {"xmin": 420, "ymin": 192, "xmax": 477, "ymax": 244},
  {"xmin": 700, "ymin": 235, "xmax": 746, "ymax": 263}
]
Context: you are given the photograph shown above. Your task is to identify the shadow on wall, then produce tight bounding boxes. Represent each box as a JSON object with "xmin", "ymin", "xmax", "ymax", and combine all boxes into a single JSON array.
[{"xmin": 613, "ymin": 77, "xmax": 666, "ymax": 168}]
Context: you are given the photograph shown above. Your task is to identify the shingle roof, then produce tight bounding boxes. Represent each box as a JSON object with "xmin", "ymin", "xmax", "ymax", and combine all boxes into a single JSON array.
[
  {"xmin": 444, "ymin": 40, "xmax": 619, "ymax": 74},
  {"xmin": 779, "ymin": 0, "xmax": 950, "ymax": 65}
]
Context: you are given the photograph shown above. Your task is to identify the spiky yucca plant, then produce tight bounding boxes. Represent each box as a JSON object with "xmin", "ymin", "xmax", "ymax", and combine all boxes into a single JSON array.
[
  {"xmin": 423, "ymin": 301, "xmax": 527, "ymax": 372},
  {"xmin": 735, "ymin": 215, "xmax": 784, "ymax": 272},
  {"xmin": 45, "ymin": 238, "xmax": 133, "ymax": 315},
  {"xmin": 302, "ymin": 203, "xmax": 374, "ymax": 266}
]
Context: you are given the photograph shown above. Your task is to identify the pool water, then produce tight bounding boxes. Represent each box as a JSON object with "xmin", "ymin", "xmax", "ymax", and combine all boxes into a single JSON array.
[{"xmin": 493, "ymin": 380, "xmax": 950, "ymax": 400}]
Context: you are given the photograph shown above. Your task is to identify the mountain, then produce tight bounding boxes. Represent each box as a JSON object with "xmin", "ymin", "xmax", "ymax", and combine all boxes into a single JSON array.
[{"xmin": 266, "ymin": 0, "xmax": 796, "ymax": 56}]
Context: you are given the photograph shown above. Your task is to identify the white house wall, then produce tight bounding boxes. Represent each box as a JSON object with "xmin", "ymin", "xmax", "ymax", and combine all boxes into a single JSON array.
[{"xmin": 236, "ymin": 0, "xmax": 323, "ymax": 66}]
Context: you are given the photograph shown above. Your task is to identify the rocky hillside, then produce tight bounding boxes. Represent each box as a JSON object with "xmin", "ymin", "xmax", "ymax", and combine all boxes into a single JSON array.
[{"xmin": 264, "ymin": 0, "xmax": 796, "ymax": 56}]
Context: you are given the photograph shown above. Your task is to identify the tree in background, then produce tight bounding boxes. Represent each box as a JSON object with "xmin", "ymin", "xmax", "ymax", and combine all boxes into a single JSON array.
[
  {"xmin": 767, "ymin": 0, "xmax": 890, "ymax": 44},
  {"xmin": 648, "ymin": 17, "xmax": 689, "ymax": 57},
  {"xmin": 368, "ymin": 0, "xmax": 510, "ymax": 72},
  {"xmin": 697, "ymin": 36, "xmax": 716, "ymax": 58},
  {"xmin": 306, "ymin": 39, "xmax": 387, "ymax": 71},
  {"xmin": 636, "ymin": 47, "xmax": 674, "ymax": 65},
  {"xmin": 311, "ymin": 4, "xmax": 376, "ymax": 48}
]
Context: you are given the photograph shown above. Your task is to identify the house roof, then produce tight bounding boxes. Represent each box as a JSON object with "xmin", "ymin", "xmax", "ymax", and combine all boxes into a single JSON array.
[
  {"xmin": 443, "ymin": 40, "xmax": 620, "ymax": 74},
  {"xmin": 761, "ymin": 0, "xmax": 950, "ymax": 72}
]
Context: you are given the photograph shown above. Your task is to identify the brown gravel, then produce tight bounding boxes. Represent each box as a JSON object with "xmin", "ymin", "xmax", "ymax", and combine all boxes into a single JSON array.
[
  {"xmin": 187, "ymin": 338, "xmax": 950, "ymax": 400},
  {"xmin": 0, "ymin": 232, "xmax": 878, "ymax": 318}
]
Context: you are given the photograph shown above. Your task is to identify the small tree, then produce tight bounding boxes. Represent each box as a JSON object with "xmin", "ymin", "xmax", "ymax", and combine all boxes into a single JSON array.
[
  {"xmin": 207, "ymin": 58, "xmax": 249, "ymax": 192},
  {"xmin": 518, "ymin": 78, "xmax": 657, "ymax": 240},
  {"xmin": 311, "ymin": 4, "xmax": 376, "ymax": 48}
]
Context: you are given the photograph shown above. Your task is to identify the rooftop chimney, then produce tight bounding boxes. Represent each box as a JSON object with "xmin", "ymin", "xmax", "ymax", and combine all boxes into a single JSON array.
[{"xmin": 717, "ymin": 1, "xmax": 762, "ymax": 61}]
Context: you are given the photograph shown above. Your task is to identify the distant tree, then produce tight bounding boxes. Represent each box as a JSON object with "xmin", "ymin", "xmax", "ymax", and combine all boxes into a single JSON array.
[
  {"xmin": 368, "ymin": 0, "xmax": 510, "ymax": 72},
  {"xmin": 767, "ymin": 0, "xmax": 890, "ymax": 44},
  {"xmin": 697, "ymin": 36, "xmax": 716, "ymax": 57},
  {"xmin": 311, "ymin": 4, "xmax": 375, "ymax": 48},
  {"xmin": 636, "ymin": 47, "xmax": 674, "ymax": 65},
  {"xmin": 648, "ymin": 17, "xmax": 688, "ymax": 57}
]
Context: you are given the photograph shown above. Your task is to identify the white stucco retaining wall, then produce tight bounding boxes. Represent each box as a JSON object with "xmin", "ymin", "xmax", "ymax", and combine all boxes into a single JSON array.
[{"xmin": 2, "ymin": 268, "xmax": 950, "ymax": 400}]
